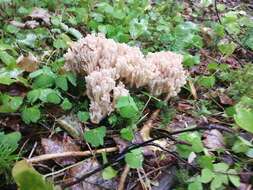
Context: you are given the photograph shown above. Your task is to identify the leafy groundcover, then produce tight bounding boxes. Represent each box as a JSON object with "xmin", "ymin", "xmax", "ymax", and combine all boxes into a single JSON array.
[{"xmin": 0, "ymin": 0, "xmax": 253, "ymax": 190}]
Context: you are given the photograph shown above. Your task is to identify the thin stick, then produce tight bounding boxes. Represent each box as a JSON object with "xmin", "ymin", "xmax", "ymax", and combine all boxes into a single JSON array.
[
  {"xmin": 44, "ymin": 160, "xmax": 85, "ymax": 178},
  {"xmin": 27, "ymin": 147, "xmax": 118, "ymax": 163},
  {"xmin": 118, "ymin": 165, "xmax": 130, "ymax": 190}
]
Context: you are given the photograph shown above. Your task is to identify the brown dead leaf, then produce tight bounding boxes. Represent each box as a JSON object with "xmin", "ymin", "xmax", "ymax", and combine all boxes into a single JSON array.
[
  {"xmin": 177, "ymin": 102, "xmax": 193, "ymax": 112},
  {"xmin": 25, "ymin": 20, "xmax": 40, "ymax": 29},
  {"xmin": 112, "ymin": 136, "xmax": 129, "ymax": 153},
  {"xmin": 188, "ymin": 80, "xmax": 198, "ymax": 100},
  {"xmin": 10, "ymin": 20, "xmax": 26, "ymax": 28},
  {"xmin": 57, "ymin": 114, "xmax": 83, "ymax": 139},
  {"xmin": 41, "ymin": 136, "xmax": 80, "ymax": 166},
  {"xmin": 218, "ymin": 93, "xmax": 234, "ymax": 105},
  {"xmin": 201, "ymin": 27, "xmax": 214, "ymax": 45},
  {"xmin": 16, "ymin": 53, "xmax": 39, "ymax": 72},
  {"xmin": 203, "ymin": 129, "xmax": 224, "ymax": 150},
  {"xmin": 67, "ymin": 158, "xmax": 118, "ymax": 190},
  {"xmin": 10, "ymin": 20, "xmax": 40, "ymax": 29},
  {"xmin": 29, "ymin": 8, "xmax": 51, "ymax": 25},
  {"xmin": 238, "ymin": 183, "xmax": 252, "ymax": 190}
]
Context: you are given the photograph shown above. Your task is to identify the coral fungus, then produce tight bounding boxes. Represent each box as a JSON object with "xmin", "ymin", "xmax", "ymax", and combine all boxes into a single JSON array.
[{"xmin": 64, "ymin": 33, "xmax": 187, "ymax": 123}]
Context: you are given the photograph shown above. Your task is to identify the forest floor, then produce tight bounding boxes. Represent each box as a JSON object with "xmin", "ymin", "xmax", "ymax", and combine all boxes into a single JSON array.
[{"xmin": 0, "ymin": 0, "xmax": 253, "ymax": 190}]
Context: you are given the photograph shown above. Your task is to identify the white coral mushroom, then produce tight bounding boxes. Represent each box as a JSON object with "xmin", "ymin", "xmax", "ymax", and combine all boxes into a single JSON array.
[
  {"xmin": 146, "ymin": 51, "xmax": 187, "ymax": 98},
  {"xmin": 64, "ymin": 33, "xmax": 187, "ymax": 123}
]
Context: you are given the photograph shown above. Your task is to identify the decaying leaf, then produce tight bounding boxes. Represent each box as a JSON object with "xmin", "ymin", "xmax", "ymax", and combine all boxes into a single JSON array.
[
  {"xmin": 24, "ymin": 20, "xmax": 40, "ymax": 29},
  {"xmin": 67, "ymin": 158, "xmax": 118, "ymax": 190},
  {"xmin": 57, "ymin": 114, "xmax": 83, "ymax": 139},
  {"xmin": 29, "ymin": 8, "xmax": 51, "ymax": 25},
  {"xmin": 41, "ymin": 136, "xmax": 80, "ymax": 166},
  {"xmin": 218, "ymin": 93, "xmax": 234, "ymax": 105},
  {"xmin": 10, "ymin": 20, "xmax": 26, "ymax": 28},
  {"xmin": 201, "ymin": 27, "xmax": 214, "ymax": 45},
  {"xmin": 17, "ymin": 52, "xmax": 39, "ymax": 72},
  {"xmin": 203, "ymin": 129, "xmax": 225, "ymax": 150}
]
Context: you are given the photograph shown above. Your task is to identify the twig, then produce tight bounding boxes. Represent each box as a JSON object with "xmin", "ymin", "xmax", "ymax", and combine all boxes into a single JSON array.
[
  {"xmin": 27, "ymin": 147, "xmax": 118, "ymax": 163},
  {"xmin": 118, "ymin": 165, "xmax": 130, "ymax": 190},
  {"xmin": 44, "ymin": 160, "xmax": 85, "ymax": 178},
  {"xmin": 169, "ymin": 124, "xmax": 234, "ymax": 135},
  {"xmin": 28, "ymin": 142, "xmax": 38, "ymax": 159}
]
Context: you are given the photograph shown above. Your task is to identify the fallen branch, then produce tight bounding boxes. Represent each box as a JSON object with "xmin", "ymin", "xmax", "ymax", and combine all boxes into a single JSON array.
[{"xmin": 27, "ymin": 147, "xmax": 118, "ymax": 163}]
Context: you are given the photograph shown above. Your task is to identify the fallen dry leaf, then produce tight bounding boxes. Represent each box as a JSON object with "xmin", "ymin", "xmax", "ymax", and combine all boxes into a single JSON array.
[
  {"xmin": 25, "ymin": 20, "xmax": 40, "ymax": 29},
  {"xmin": 188, "ymin": 80, "xmax": 198, "ymax": 100},
  {"xmin": 41, "ymin": 136, "xmax": 80, "ymax": 166},
  {"xmin": 16, "ymin": 52, "xmax": 39, "ymax": 72},
  {"xmin": 201, "ymin": 26, "xmax": 214, "ymax": 46},
  {"xmin": 10, "ymin": 20, "xmax": 26, "ymax": 28},
  {"xmin": 57, "ymin": 114, "xmax": 83, "ymax": 139},
  {"xmin": 67, "ymin": 158, "xmax": 118, "ymax": 190},
  {"xmin": 29, "ymin": 8, "xmax": 51, "ymax": 25},
  {"xmin": 238, "ymin": 183, "xmax": 252, "ymax": 190},
  {"xmin": 203, "ymin": 129, "xmax": 224, "ymax": 150},
  {"xmin": 177, "ymin": 102, "xmax": 193, "ymax": 112},
  {"xmin": 10, "ymin": 20, "xmax": 40, "ymax": 29},
  {"xmin": 112, "ymin": 136, "xmax": 129, "ymax": 153},
  {"xmin": 218, "ymin": 93, "xmax": 235, "ymax": 105}
]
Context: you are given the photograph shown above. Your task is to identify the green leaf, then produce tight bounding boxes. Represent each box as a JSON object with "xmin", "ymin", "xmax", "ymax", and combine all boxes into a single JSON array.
[
  {"xmin": 246, "ymin": 148, "xmax": 253, "ymax": 158},
  {"xmin": 232, "ymin": 137, "xmax": 252, "ymax": 153},
  {"xmin": 129, "ymin": 18, "xmax": 148, "ymax": 39},
  {"xmin": 21, "ymin": 106, "xmax": 41, "ymax": 124},
  {"xmin": 207, "ymin": 63, "xmax": 219, "ymax": 71},
  {"xmin": 197, "ymin": 76, "xmax": 216, "ymax": 88},
  {"xmin": 84, "ymin": 126, "xmax": 106, "ymax": 147},
  {"xmin": 0, "ymin": 51, "xmax": 16, "ymax": 67},
  {"xmin": 234, "ymin": 108, "xmax": 253, "ymax": 133},
  {"xmin": 102, "ymin": 166, "xmax": 117, "ymax": 180},
  {"xmin": 213, "ymin": 163, "xmax": 229, "ymax": 172},
  {"xmin": 183, "ymin": 54, "xmax": 200, "ymax": 67},
  {"xmin": 0, "ymin": 76, "xmax": 16, "ymax": 85},
  {"xmin": 66, "ymin": 72, "xmax": 77, "ymax": 86},
  {"xmin": 27, "ymin": 89, "xmax": 41, "ymax": 104},
  {"xmin": 200, "ymin": 0, "xmax": 212, "ymax": 7},
  {"xmin": 53, "ymin": 38, "xmax": 68, "ymax": 49},
  {"xmin": 55, "ymin": 76, "xmax": 68, "ymax": 91},
  {"xmin": 188, "ymin": 181, "xmax": 203, "ymax": 190},
  {"xmin": 77, "ymin": 111, "xmax": 90, "ymax": 122},
  {"xmin": 0, "ymin": 132, "xmax": 21, "ymax": 151},
  {"xmin": 210, "ymin": 176, "xmax": 223, "ymax": 190},
  {"xmin": 218, "ymin": 41, "xmax": 236, "ymax": 57},
  {"xmin": 177, "ymin": 132, "xmax": 204, "ymax": 158},
  {"xmin": 234, "ymin": 97, "xmax": 253, "ymax": 133},
  {"xmin": 197, "ymin": 156, "xmax": 214, "ymax": 170},
  {"xmin": 68, "ymin": 28, "xmax": 82, "ymax": 39},
  {"xmin": 120, "ymin": 127, "xmax": 134, "ymax": 141},
  {"xmin": 200, "ymin": 168, "xmax": 215, "ymax": 183},
  {"xmin": 228, "ymin": 169, "xmax": 240, "ymax": 187},
  {"xmin": 32, "ymin": 74, "xmax": 55, "ymax": 89},
  {"xmin": 125, "ymin": 148, "xmax": 143, "ymax": 169},
  {"xmin": 60, "ymin": 98, "xmax": 72, "ymax": 110},
  {"xmin": 116, "ymin": 96, "xmax": 138, "ymax": 119},
  {"xmin": 0, "ymin": 94, "xmax": 23, "ymax": 113},
  {"xmin": 18, "ymin": 33, "xmax": 37, "ymax": 48},
  {"xmin": 12, "ymin": 160, "xmax": 55, "ymax": 190},
  {"xmin": 47, "ymin": 92, "xmax": 61, "ymax": 104}
]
